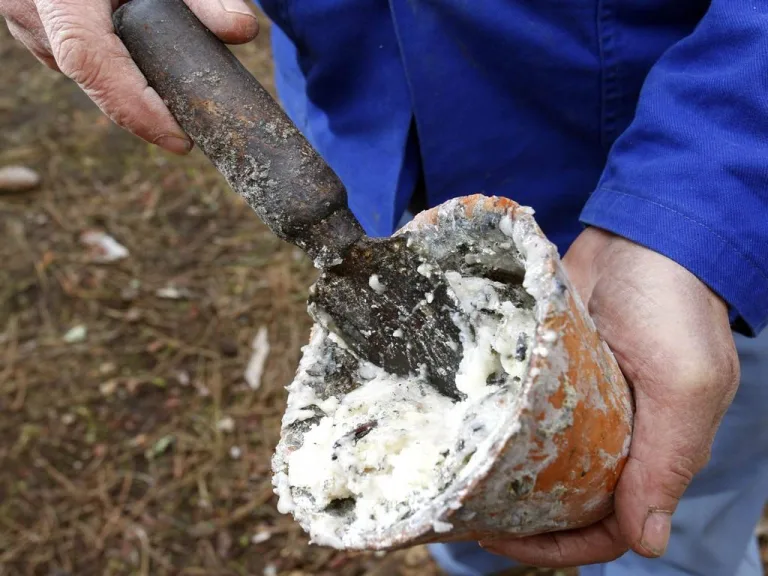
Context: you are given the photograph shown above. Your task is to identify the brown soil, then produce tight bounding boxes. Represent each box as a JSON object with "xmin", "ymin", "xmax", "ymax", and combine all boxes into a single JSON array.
[{"xmin": 0, "ymin": 9, "xmax": 764, "ymax": 576}]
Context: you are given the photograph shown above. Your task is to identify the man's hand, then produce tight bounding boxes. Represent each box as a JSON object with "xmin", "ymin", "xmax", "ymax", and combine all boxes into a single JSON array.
[
  {"xmin": 479, "ymin": 227, "xmax": 740, "ymax": 567},
  {"xmin": 1, "ymin": 0, "xmax": 259, "ymax": 154}
]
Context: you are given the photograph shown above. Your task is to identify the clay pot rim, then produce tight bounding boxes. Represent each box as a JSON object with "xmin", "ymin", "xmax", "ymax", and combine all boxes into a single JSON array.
[{"xmin": 336, "ymin": 194, "xmax": 570, "ymax": 550}]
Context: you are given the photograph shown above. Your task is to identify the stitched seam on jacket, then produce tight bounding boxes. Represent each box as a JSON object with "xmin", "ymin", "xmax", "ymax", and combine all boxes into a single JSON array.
[
  {"xmin": 593, "ymin": 187, "xmax": 768, "ymax": 284},
  {"xmin": 597, "ymin": 0, "xmax": 621, "ymax": 152}
]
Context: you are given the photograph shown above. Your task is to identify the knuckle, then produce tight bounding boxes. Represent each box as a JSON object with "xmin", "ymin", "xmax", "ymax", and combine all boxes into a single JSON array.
[
  {"xmin": 29, "ymin": 43, "xmax": 58, "ymax": 69},
  {"xmin": 8, "ymin": 9, "xmax": 36, "ymax": 30},
  {"xmin": 50, "ymin": 27, "xmax": 140, "ymax": 130},
  {"xmin": 54, "ymin": 32, "xmax": 99, "ymax": 84},
  {"xmin": 663, "ymin": 351, "xmax": 735, "ymax": 397},
  {"xmin": 629, "ymin": 451, "xmax": 699, "ymax": 507},
  {"xmin": 599, "ymin": 541, "xmax": 629, "ymax": 564},
  {"xmin": 722, "ymin": 348, "xmax": 740, "ymax": 388},
  {"xmin": 107, "ymin": 101, "xmax": 136, "ymax": 130},
  {"xmin": 662, "ymin": 456, "xmax": 697, "ymax": 496}
]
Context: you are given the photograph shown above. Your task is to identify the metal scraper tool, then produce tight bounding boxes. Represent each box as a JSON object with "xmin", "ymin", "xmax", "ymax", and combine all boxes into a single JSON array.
[{"xmin": 114, "ymin": 0, "xmax": 466, "ymax": 400}]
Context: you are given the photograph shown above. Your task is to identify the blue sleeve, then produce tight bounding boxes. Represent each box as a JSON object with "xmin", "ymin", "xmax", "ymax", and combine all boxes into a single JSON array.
[{"xmin": 580, "ymin": 0, "xmax": 768, "ymax": 336}]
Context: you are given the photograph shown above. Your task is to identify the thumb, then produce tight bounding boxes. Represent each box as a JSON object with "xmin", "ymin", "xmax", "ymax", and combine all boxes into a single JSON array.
[
  {"xmin": 562, "ymin": 229, "xmax": 689, "ymax": 557},
  {"xmin": 611, "ymin": 351, "xmax": 738, "ymax": 558},
  {"xmin": 182, "ymin": 0, "xmax": 259, "ymax": 44},
  {"xmin": 579, "ymin": 238, "xmax": 740, "ymax": 559},
  {"xmin": 613, "ymin": 393, "xmax": 699, "ymax": 557},
  {"xmin": 37, "ymin": 0, "xmax": 193, "ymax": 154}
]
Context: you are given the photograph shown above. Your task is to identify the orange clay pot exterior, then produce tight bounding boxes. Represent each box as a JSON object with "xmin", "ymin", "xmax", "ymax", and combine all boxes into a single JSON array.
[
  {"xmin": 381, "ymin": 195, "xmax": 633, "ymax": 548},
  {"xmin": 274, "ymin": 194, "xmax": 634, "ymax": 550}
]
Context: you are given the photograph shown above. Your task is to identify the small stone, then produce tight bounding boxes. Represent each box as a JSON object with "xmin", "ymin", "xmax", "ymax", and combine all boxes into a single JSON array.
[
  {"xmin": 175, "ymin": 370, "xmax": 190, "ymax": 386},
  {"xmin": 61, "ymin": 413, "xmax": 76, "ymax": 425},
  {"xmin": 263, "ymin": 564, "xmax": 277, "ymax": 576},
  {"xmin": 63, "ymin": 325, "xmax": 87, "ymax": 344},
  {"xmin": 99, "ymin": 362, "xmax": 116, "ymax": 375},
  {"xmin": 155, "ymin": 286, "xmax": 191, "ymax": 300},
  {"xmin": 124, "ymin": 308, "xmax": 141, "ymax": 322},
  {"xmin": 229, "ymin": 446, "xmax": 242, "ymax": 460},
  {"xmin": 217, "ymin": 417, "xmax": 235, "ymax": 433},
  {"xmin": 79, "ymin": 230, "xmax": 129, "ymax": 263},
  {"xmin": 0, "ymin": 166, "xmax": 41, "ymax": 192},
  {"xmin": 99, "ymin": 380, "xmax": 118, "ymax": 396},
  {"xmin": 251, "ymin": 530, "xmax": 272, "ymax": 544}
]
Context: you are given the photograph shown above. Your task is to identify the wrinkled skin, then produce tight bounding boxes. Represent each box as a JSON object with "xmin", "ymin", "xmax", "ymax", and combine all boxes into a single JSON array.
[
  {"xmin": 3, "ymin": 2, "xmax": 742, "ymax": 567},
  {"xmin": 479, "ymin": 227, "xmax": 740, "ymax": 567},
  {"xmin": 0, "ymin": 0, "xmax": 259, "ymax": 154}
]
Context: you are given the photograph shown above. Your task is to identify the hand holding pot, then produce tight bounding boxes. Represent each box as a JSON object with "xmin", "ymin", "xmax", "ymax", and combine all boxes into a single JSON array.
[
  {"xmin": 480, "ymin": 227, "xmax": 740, "ymax": 566},
  {"xmin": 0, "ymin": 0, "xmax": 259, "ymax": 154}
]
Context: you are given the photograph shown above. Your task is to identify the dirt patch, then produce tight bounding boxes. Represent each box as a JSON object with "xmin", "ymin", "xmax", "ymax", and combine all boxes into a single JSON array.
[{"xmin": 0, "ymin": 14, "xmax": 442, "ymax": 576}]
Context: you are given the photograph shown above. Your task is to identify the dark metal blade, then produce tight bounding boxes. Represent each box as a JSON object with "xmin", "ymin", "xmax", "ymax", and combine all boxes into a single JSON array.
[
  {"xmin": 308, "ymin": 236, "xmax": 465, "ymax": 400},
  {"xmin": 114, "ymin": 0, "xmax": 466, "ymax": 399}
]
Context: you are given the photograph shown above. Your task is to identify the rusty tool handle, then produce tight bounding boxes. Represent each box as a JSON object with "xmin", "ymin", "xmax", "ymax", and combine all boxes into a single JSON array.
[{"xmin": 113, "ymin": 0, "xmax": 364, "ymax": 266}]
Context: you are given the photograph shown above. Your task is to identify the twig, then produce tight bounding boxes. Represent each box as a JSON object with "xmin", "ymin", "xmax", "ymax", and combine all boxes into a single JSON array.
[{"xmin": 35, "ymin": 454, "xmax": 80, "ymax": 496}]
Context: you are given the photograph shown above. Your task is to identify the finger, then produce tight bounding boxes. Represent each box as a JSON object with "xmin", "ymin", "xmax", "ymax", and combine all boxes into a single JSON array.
[
  {"xmin": 5, "ymin": 17, "xmax": 59, "ymax": 70},
  {"xmin": 478, "ymin": 515, "xmax": 628, "ymax": 568},
  {"xmin": 3, "ymin": 1, "xmax": 59, "ymax": 69},
  {"xmin": 108, "ymin": 0, "xmax": 259, "ymax": 44},
  {"xmin": 183, "ymin": 0, "xmax": 259, "ymax": 44},
  {"xmin": 612, "ymin": 386, "xmax": 726, "ymax": 558},
  {"xmin": 612, "ymin": 397, "xmax": 694, "ymax": 557},
  {"xmin": 3, "ymin": 0, "xmax": 44, "ymax": 30},
  {"xmin": 587, "ymin": 260, "xmax": 740, "ymax": 558},
  {"xmin": 36, "ymin": 0, "xmax": 192, "ymax": 155}
]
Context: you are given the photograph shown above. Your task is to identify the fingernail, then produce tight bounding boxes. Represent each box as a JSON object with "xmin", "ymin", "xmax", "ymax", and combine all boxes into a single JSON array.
[
  {"xmin": 641, "ymin": 510, "xmax": 672, "ymax": 556},
  {"xmin": 219, "ymin": 0, "xmax": 257, "ymax": 18},
  {"xmin": 154, "ymin": 134, "xmax": 192, "ymax": 155}
]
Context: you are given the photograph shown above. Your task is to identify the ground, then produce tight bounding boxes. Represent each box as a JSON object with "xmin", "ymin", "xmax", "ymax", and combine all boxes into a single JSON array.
[{"xmin": 0, "ymin": 10, "xmax": 765, "ymax": 576}]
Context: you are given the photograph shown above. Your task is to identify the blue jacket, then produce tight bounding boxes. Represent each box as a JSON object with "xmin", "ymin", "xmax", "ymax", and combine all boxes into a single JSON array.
[{"xmin": 254, "ymin": 0, "xmax": 768, "ymax": 336}]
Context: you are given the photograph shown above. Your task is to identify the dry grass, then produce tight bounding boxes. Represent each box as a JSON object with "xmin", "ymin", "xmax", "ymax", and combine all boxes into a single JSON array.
[{"xmin": 0, "ymin": 15, "xmax": 444, "ymax": 576}]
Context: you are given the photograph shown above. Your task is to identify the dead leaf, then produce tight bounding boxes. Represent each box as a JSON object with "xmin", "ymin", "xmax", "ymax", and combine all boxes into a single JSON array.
[
  {"xmin": 0, "ymin": 165, "xmax": 40, "ymax": 192},
  {"xmin": 144, "ymin": 435, "xmax": 174, "ymax": 460},
  {"xmin": 245, "ymin": 327, "xmax": 270, "ymax": 390}
]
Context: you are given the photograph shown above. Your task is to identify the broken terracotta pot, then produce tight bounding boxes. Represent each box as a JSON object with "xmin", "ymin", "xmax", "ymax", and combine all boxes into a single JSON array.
[{"xmin": 272, "ymin": 194, "xmax": 634, "ymax": 551}]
